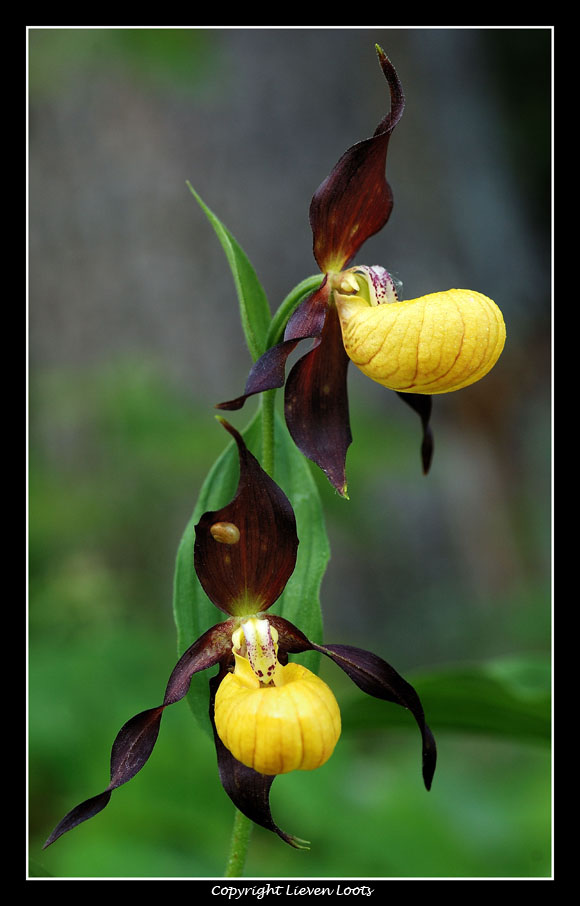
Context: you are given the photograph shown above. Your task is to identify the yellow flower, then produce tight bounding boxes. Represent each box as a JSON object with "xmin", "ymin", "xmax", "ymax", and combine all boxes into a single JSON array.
[
  {"xmin": 334, "ymin": 273, "xmax": 506, "ymax": 394},
  {"xmin": 44, "ymin": 421, "xmax": 435, "ymax": 851},
  {"xmin": 214, "ymin": 618, "xmax": 341, "ymax": 775},
  {"xmin": 219, "ymin": 47, "xmax": 507, "ymax": 492}
]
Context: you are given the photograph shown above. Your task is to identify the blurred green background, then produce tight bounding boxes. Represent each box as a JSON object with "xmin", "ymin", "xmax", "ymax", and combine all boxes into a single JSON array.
[{"xmin": 28, "ymin": 27, "xmax": 551, "ymax": 879}]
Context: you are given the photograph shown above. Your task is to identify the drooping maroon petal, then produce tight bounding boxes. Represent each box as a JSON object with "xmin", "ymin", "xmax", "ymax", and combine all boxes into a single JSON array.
[
  {"xmin": 396, "ymin": 392, "xmax": 434, "ymax": 475},
  {"xmin": 316, "ymin": 643, "xmax": 437, "ymax": 791},
  {"xmin": 209, "ymin": 671, "xmax": 309, "ymax": 849},
  {"xmin": 309, "ymin": 47, "xmax": 405, "ymax": 274},
  {"xmin": 217, "ymin": 282, "xmax": 330, "ymax": 412},
  {"xmin": 194, "ymin": 420, "xmax": 299, "ymax": 615},
  {"xmin": 284, "ymin": 304, "xmax": 352, "ymax": 497},
  {"xmin": 268, "ymin": 615, "xmax": 436, "ymax": 791},
  {"xmin": 43, "ymin": 622, "xmax": 234, "ymax": 848}
]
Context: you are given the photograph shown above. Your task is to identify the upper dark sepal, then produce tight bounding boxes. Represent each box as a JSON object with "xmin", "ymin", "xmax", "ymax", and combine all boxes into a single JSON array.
[
  {"xmin": 309, "ymin": 47, "xmax": 405, "ymax": 273},
  {"xmin": 194, "ymin": 420, "xmax": 299, "ymax": 615}
]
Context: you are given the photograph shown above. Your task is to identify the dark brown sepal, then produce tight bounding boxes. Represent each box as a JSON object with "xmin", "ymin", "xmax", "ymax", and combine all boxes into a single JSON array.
[
  {"xmin": 396, "ymin": 392, "xmax": 434, "ymax": 475},
  {"xmin": 43, "ymin": 622, "xmax": 234, "ymax": 848},
  {"xmin": 209, "ymin": 671, "xmax": 309, "ymax": 849},
  {"xmin": 194, "ymin": 420, "xmax": 299, "ymax": 615},
  {"xmin": 309, "ymin": 47, "xmax": 405, "ymax": 273}
]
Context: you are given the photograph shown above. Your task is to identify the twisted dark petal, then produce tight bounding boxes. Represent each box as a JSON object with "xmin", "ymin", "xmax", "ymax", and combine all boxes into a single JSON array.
[
  {"xmin": 43, "ymin": 623, "xmax": 234, "ymax": 848},
  {"xmin": 396, "ymin": 392, "xmax": 434, "ymax": 475},
  {"xmin": 309, "ymin": 47, "xmax": 405, "ymax": 273},
  {"xmin": 42, "ymin": 791, "xmax": 112, "ymax": 849},
  {"xmin": 216, "ymin": 338, "xmax": 301, "ymax": 411},
  {"xmin": 108, "ymin": 706, "xmax": 165, "ymax": 788},
  {"xmin": 216, "ymin": 283, "xmax": 329, "ymax": 412},
  {"xmin": 209, "ymin": 672, "xmax": 309, "ymax": 849},
  {"xmin": 268, "ymin": 616, "xmax": 436, "ymax": 791},
  {"xmin": 194, "ymin": 420, "xmax": 299, "ymax": 615},
  {"xmin": 315, "ymin": 643, "xmax": 437, "ymax": 791},
  {"xmin": 284, "ymin": 305, "xmax": 352, "ymax": 497}
]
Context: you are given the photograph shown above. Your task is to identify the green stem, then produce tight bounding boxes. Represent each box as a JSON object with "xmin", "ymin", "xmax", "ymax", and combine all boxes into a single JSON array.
[{"xmin": 224, "ymin": 808, "xmax": 254, "ymax": 877}]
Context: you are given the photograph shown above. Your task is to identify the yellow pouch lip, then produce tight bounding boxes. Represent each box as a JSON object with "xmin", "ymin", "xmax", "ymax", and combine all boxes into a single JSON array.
[{"xmin": 335, "ymin": 288, "xmax": 506, "ymax": 394}]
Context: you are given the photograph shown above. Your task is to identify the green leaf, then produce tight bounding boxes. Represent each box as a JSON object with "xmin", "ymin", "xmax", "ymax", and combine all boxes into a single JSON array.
[
  {"xmin": 339, "ymin": 654, "xmax": 551, "ymax": 744},
  {"xmin": 172, "ymin": 406, "xmax": 329, "ymax": 735},
  {"xmin": 187, "ymin": 183, "xmax": 271, "ymax": 362}
]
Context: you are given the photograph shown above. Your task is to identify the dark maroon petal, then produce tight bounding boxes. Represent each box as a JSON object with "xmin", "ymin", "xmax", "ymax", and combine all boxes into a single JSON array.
[
  {"xmin": 209, "ymin": 671, "xmax": 309, "ymax": 849},
  {"xmin": 163, "ymin": 618, "xmax": 237, "ymax": 704},
  {"xmin": 108, "ymin": 706, "xmax": 165, "ymax": 790},
  {"xmin": 267, "ymin": 616, "xmax": 436, "ymax": 791},
  {"xmin": 315, "ymin": 643, "xmax": 437, "ymax": 791},
  {"xmin": 309, "ymin": 47, "xmax": 405, "ymax": 273},
  {"xmin": 396, "ymin": 392, "xmax": 434, "ymax": 475},
  {"xmin": 216, "ymin": 338, "xmax": 301, "ymax": 411},
  {"xmin": 43, "ymin": 791, "xmax": 112, "ymax": 849},
  {"xmin": 43, "ymin": 622, "xmax": 233, "ymax": 848},
  {"xmin": 284, "ymin": 305, "xmax": 352, "ymax": 497},
  {"xmin": 267, "ymin": 614, "xmax": 313, "ymax": 653},
  {"xmin": 194, "ymin": 420, "xmax": 299, "ymax": 615},
  {"xmin": 283, "ymin": 279, "xmax": 330, "ymax": 341},
  {"xmin": 217, "ymin": 282, "xmax": 330, "ymax": 412}
]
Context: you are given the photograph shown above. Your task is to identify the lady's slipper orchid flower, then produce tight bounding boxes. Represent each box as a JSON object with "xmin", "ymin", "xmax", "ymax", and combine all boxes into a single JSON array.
[
  {"xmin": 44, "ymin": 420, "xmax": 436, "ymax": 850},
  {"xmin": 218, "ymin": 46, "xmax": 506, "ymax": 497}
]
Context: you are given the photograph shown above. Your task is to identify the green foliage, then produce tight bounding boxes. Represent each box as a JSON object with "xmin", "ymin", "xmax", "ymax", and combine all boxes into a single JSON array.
[{"xmin": 187, "ymin": 184, "xmax": 272, "ymax": 362}]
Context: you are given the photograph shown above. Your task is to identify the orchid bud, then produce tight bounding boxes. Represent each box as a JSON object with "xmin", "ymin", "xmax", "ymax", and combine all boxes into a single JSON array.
[{"xmin": 334, "ymin": 279, "xmax": 506, "ymax": 394}]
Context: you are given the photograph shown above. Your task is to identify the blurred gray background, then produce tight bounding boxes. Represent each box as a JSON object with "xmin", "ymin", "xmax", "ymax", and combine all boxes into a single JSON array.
[{"xmin": 29, "ymin": 26, "xmax": 551, "ymax": 667}]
